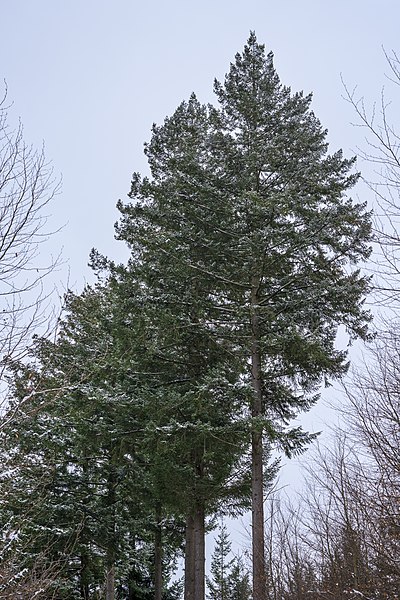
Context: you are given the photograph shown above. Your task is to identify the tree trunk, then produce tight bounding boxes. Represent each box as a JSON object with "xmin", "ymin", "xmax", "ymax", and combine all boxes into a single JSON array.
[
  {"xmin": 184, "ymin": 500, "xmax": 205, "ymax": 600},
  {"xmin": 184, "ymin": 513, "xmax": 196, "ymax": 600},
  {"xmin": 105, "ymin": 464, "xmax": 116, "ymax": 600},
  {"xmin": 251, "ymin": 284, "xmax": 266, "ymax": 600},
  {"xmin": 80, "ymin": 458, "xmax": 90, "ymax": 599},
  {"xmin": 105, "ymin": 561, "xmax": 115, "ymax": 600},
  {"xmin": 80, "ymin": 549, "xmax": 90, "ymax": 599},
  {"xmin": 193, "ymin": 500, "xmax": 205, "ymax": 600},
  {"xmin": 154, "ymin": 508, "xmax": 163, "ymax": 600}
]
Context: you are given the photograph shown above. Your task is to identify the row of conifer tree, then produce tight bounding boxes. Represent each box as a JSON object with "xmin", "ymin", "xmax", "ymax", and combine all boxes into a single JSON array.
[{"xmin": 0, "ymin": 33, "xmax": 380, "ymax": 599}]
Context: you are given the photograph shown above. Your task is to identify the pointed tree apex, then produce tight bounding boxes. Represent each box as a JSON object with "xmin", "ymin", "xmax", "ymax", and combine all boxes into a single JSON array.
[{"xmin": 248, "ymin": 30, "xmax": 257, "ymax": 43}]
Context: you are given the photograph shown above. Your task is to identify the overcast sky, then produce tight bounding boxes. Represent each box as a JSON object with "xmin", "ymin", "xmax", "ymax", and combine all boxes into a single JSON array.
[
  {"xmin": 2, "ymin": 0, "xmax": 399, "ymax": 544},
  {"xmin": 2, "ymin": 0, "xmax": 399, "ymax": 283}
]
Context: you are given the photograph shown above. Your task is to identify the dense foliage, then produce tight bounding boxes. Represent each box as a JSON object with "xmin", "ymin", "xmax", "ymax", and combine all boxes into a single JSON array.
[{"xmin": 0, "ymin": 34, "xmax": 373, "ymax": 599}]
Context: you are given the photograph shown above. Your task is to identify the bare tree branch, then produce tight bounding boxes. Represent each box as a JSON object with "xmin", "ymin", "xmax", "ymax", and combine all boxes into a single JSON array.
[{"xmin": 0, "ymin": 84, "xmax": 62, "ymax": 406}]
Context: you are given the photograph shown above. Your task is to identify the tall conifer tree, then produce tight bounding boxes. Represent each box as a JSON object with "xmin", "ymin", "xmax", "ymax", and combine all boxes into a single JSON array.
[
  {"xmin": 207, "ymin": 523, "xmax": 251, "ymax": 600},
  {"xmin": 102, "ymin": 33, "xmax": 372, "ymax": 599},
  {"xmin": 0, "ymin": 284, "xmax": 185, "ymax": 599}
]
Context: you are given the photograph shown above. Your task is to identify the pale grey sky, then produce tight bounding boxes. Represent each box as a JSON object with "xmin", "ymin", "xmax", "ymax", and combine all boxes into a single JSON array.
[{"xmin": 2, "ymin": 0, "xmax": 398, "ymax": 285}]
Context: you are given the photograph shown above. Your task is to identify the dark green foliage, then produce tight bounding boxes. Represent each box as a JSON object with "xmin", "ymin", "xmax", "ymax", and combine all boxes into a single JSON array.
[
  {"xmin": 0, "ymin": 285, "xmax": 183, "ymax": 598},
  {"xmin": 207, "ymin": 524, "xmax": 251, "ymax": 600},
  {"xmin": 114, "ymin": 33, "xmax": 371, "ymax": 438},
  {"xmin": 0, "ymin": 33, "xmax": 372, "ymax": 598},
  {"xmin": 207, "ymin": 524, "xmax": 235, "ymax": 600}
]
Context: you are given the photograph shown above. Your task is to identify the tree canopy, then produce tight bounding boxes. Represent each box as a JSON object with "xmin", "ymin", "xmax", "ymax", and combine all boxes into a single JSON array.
[{"xmin": 0, "ymin": 33, "xmax": 372, "ymax": 600}]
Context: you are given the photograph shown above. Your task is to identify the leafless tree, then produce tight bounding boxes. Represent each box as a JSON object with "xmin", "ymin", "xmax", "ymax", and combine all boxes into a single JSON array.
[
  {"xmin": 0, "ymin": 545, "xmax": 68, "ymax": 599},
  {"xmin": 0, "ymin": 84, "xmax": 61, "ymax": 408},
  {"xmin": 264, "ymin": 435, "xmax": 398, "ymax": 597},
  {"xmin": 264, "ymin": 494, "xmax": 320, "ymax": 600},
  {"xmin": 343, "ymin": 49, "xmax": 400, "ymax": 309},
  {"xmin": 341, "ymin": 333, "xmax": 400, "ymax": 585},
  {"xmin": 264, "ymin": 327, "xmax": 400, "ymax": 598}
]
